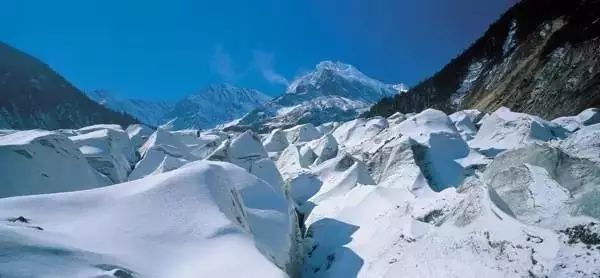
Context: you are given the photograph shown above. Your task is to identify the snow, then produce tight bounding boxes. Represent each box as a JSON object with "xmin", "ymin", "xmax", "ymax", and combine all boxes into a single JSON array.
[
  {"xmin": 308, "ymin": 153, "xmax": 375, "ymax": 205},
  {"xmin": 0, "ymin": 130, "xmax": 109, "ymax": 198},
  {"xmin": 128, "ymin": 128, "xmax": 197, "ymax": 181},
  {"xmin": 395, "ymin": 109, "xmax": 473, "ymax": 190},
  {"xmin": 577, "ymin": 108, "xmax": 600, "ymax": 126},
  {"xmin": 0, "ymin": 160, "xmax": 294, "ymax": 277},
  {"xmin": 87, "ymin": 90, "xmax": 173, "ymax": 127},
  {"xmin": 308, "ymin": 133, "xmax": 339, "ymax": 165},
  {"xmin": 502, "ymin": 20, "xmax": 518, "ymax": 56},
  {"xmin": 3, "ymin": 107, "xmax": 600, "ymax": 277},
  {"xmin": 70, "ymin": 127, "xmax": 135, "ymax": 183},
  {"xmin": 77, "ymin": 124, "xmax": 124, "ymax": 134},
  {"xmin": 287, "ymin": 172, "xmax": 323, "ymax": 207},
  {"xmin": 559, "ymin": 123, "xmax": 600, "ymax": 163},
  {"xmin": 167, "ymin": 84, "xmax": 272, "ymax": 129},
  {"xmin": 551, "ymin": 116, "xmax": 582, "ymax": 132},
  {"xmin": 452, "ymin": 60, "xmax": 486, "ymax": 106},
  {"xmin": 316, "ymin": 122, "xmax": 339, "ymax": 135},
  {"xmin": 483, "ymin": 143, "xmax": 600, "ymax": 222},
  {"xmin": 449, "ymin": 109, "xmax": 483, "ymax": 141},
  {"xmin": 486, "ymin": 162, "xmax": 571, "ymax": 227},
  {"xmin": 209, "ymin": 131, "xmax": 285, "ymax": 190},
  {"xmin": 470, "ymin": 107, "xmax": 568, "ymax": 157},
  {"xmin": 284, "ymin": 123, "xmax": 322, "ymax": 143},
  {"xmin": 552, "ymin": 108, "xmax": 600, "ymax": 132},
  {"xmin": 392, "ymin": 83, "xmax": 409, "ymax": 93},
  {"xmin": 332, "ymin": 117, "xmax": 388, "ymax": 150},
  {"xmin": 264, "ymin": 128, "xmax": 290, "ymax": 152},
  {"xmin": 126, "ymin": 123, "xmax": 154, "ymax": 151},
  {"xmin": 387, "ymin": 112, "xmax": 406, "ymax": 124},
  {"xmin": 236, "ymin": 61, "xmax": 399, "ymax": 130},
  {"xmin": 286, "ymin": 61, "xmax": 396, "ymax": 101}
]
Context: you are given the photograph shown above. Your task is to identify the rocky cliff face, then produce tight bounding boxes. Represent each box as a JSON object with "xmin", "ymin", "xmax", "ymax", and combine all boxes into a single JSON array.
[
  {"xmin": 0, "ymin": 42, "xmax": 138, "ymax": 130},
  {"xmin": 368, "ymin": 0, "xmax": 600, "ymax": 120}
]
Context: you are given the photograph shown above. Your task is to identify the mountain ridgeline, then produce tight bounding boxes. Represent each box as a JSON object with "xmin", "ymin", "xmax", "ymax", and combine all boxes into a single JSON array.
[
  {"xmin": 0, "ymin": 42, "xmax": 138, "ymax": 130},
  {"xmin": 234, "ymin": 61, "xmax": 401, "ymax": 132},
  {"xmin": 367, "ymin": 0, "xmax": 600, "ymax": 119},
  {"xmin": 165, "ymin": 84, "xmax": 272, "ymax": 130}
]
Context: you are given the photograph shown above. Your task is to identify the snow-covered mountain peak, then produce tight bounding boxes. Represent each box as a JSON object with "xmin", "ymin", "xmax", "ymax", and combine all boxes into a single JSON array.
[
  {"xmin": 314, "ymin": 60, "xmax": 363, "ymax": 77},
  {"xmin": 166, "ymin": 84, "xmax": 271, "ymax": 129},
  {"xmin": 235, "ymin": 61, "xmax": 402, "ymax": 131},
  {"xmin": 186, "ymin": 83, "xmax": 271, "ymax": 104},
  {"xmin": 86, "ymin": 90, "xmax": 174, "ymax": 127},
  {"xmin": 285, "ymin": 60, "xmax": 396, "ymax": 101}
]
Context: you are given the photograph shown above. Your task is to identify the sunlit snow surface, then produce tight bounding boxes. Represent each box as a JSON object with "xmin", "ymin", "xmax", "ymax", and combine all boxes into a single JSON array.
[{"xmin": 1, "ymin": 106, "xmax": 600, "ymax": 277}]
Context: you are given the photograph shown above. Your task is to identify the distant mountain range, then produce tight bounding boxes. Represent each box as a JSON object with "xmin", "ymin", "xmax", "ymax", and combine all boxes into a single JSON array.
[
  {"xmin": 86, "ymin": 90, "xmax": 174, "ymax": 127},
  {"xmin": 0, "ymin": 40, "xmax": 403, "ymax": 131},
  {"xmin": 0, "ymin": 42, "xmax": 137, "ymax": 130},
  {"xmin": 89, "ymin": 62, "xmax": 403, "ymax": 131},
  {"xmin": 88, "ymin": 84, "xmax": 271, "ymax": 130},
  {"xmin": 367, "ymin": 0, "xmax": 600, "ymax": 119},
  {"xmin": 164, "ymin": 84, "xmax": 272, "ymax": 130}
]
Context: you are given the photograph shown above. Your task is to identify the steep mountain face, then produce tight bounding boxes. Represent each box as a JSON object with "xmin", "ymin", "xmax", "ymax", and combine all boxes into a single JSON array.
[
  {"xmin": 87, "ymin": 90, "xmax": 173, "ymax": 127},
  {"xmin": 164, "ymin": 84, "xmax": 271, "ymax": 130},
  {"xmin": 368, "ymin": 0, "xmax": 600, "ymax": 120},
  {"xmin": 236, "ymin": 61, "xmax": 401, "ymax": 131},
  {"xmin": 0, "ymin": 42, "xmax": 138, "ymax": 130}
]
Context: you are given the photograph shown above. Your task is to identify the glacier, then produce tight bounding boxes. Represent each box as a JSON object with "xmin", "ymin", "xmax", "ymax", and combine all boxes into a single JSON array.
[{"xmin": 1, "ymin": 106, "xmax": 599, "ymax": 277}]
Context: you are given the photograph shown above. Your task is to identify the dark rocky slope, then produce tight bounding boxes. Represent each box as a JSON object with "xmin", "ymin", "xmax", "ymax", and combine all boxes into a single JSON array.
[
  {"xmin": 0, "ymin": 42, "xmax": 137, "ymax": 129},
  {"xmin": 368, "ymin": 0, "xmax": 600, "ymax": 119}
]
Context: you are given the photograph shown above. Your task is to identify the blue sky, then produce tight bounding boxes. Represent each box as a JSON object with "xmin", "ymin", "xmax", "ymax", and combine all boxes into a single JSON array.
[{"xmin": 0, "ymin": 0, "xmax": 515, "ymax": 100}]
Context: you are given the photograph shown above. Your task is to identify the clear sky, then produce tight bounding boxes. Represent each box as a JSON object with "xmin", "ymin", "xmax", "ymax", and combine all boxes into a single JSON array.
[{"xmin": 0, "ymin": 0, "xmax": 516, "ymax": 100}]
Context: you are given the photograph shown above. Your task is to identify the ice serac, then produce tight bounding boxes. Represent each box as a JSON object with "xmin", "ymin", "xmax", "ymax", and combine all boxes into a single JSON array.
[
  {"xmin": 76, "ymin": 124, "xmax": 136, "ymax": 164},
  {"xmin": 277, "ymin": 144, "xmax": 311, "ymax": 179},
  {"xmin": 449, "ymin": 109, "xmax": 483, "ymax": 141},
  {"xmin": 332, "ymin": 117, "xmax": 389, "ymax": 152},
  {"xmin": 209, "ymin": 130, "xmax": 284, "ymax": 189},
  {"xmin": 0, "ymin": 160, "xmax": 294, "ymax": 277},
  {"xmin": 128, "ymin": 128, "xmax": 197, "ymax": 181},
  {"xmin": 284, "ymin": 123, "xmax": 322, "ymax": 144},
  {"xmin": 560, "ymin": 123, "xmax": 600, "ymax": 163},
  {"xmin": 0, "ymin": 130, "xmax": 109, "ymax": 197},
  {"xmin": 126, "ymin": 124, "xmax": 154, "ymax": 151},
  {"xmin": 263, "ymin": 128, "xmax": 290, "ymax": 153},
  {"xmin": 70, "ymin": 131, "xmax": 129, "ymax": 183},
  {"xmin": 552, "ymin": 108, "xmax": 600, "ymax": 132},
  {"xmin": 207, "ymin": 130, "xmax": 303, "ymax": 275},
  {"xmin": 366, "ymin": 135, "xmax": 428, "ymax": 191},
  {"xmin": 316, "ymin": 122, "xmax": 339, "ymax": 135},
  {"xmin": 396, "ymin": 109, "xmax": 475, "ymax": 191},
  {"xmin": 470, "ymin": 107, "xmax": 568, "ymax": 157},
  {"xmin": 308, "ymin": 133, "xmax": 339, "ymax": 166},
  {"xmin": 484, "ymin": 143, "xmax": 600, "ymax": 226},
  {"xmin": 309, "ymin": 153, "xmax": 374, "ymax": 206},
  {"xmin": 236, "ymin": 61, "xmax": 399, "ymax": 131},
  {"xmin": 265, "ymin": 108, "xmax": 600, "ymax": 277}
]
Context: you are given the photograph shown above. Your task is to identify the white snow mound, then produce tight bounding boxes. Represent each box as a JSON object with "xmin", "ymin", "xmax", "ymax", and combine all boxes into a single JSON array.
[
  {"xmin": 0, "ymin": 130, "xmax": 109, "ymax": 198},
  {"xmin": 0, "ymin": 160, "xmax": 294, "ymax": 277}
]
